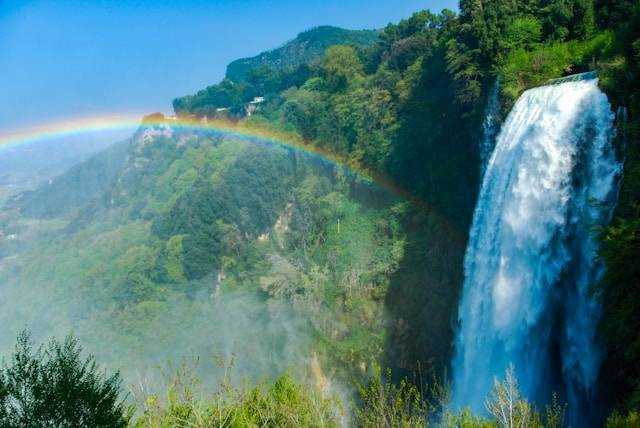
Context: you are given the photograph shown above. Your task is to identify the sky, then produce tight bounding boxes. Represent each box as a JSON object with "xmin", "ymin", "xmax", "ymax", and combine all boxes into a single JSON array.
[{"xmin": 0, "ymin": 0, "xmax": 457, "ymax": 135}]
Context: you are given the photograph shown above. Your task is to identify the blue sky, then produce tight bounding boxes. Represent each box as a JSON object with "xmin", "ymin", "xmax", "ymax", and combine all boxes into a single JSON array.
[{"xmin": 0, "ymin": 0, "xmax": 457, "ymax": 132}]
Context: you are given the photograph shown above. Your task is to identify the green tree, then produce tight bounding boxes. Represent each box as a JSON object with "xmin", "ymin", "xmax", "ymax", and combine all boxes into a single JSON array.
[
  {"xmin": 133, "ymin": 364, "xmax": 340, "ymax": 428},
  {"xmin": 165, "ymin": 234, "xmax": 187, "ymax": 283},
  {"xmin": 320, "ymin": 45, "xmax": 364, "ymax": 92},
  {"xmin": 605, "ymin": 409, "xmax": 640, "ymax": 428},
  {"xmin": 354, "ymin": 367, "xmax": 433, "ymax": 428},
  {"xmin": 334, "ymin": 86, "xmax": 397, "ymax": 168},
  {"xmin": 0, "ymin": 331, "xmax": 129, "ymax": 427},
  {"xmin": 570, "ymin": 0, "xmax": 596, "ymax": 39},
  {"xmin": 282, "ymin": 87, "xmax": 325, "ymax": 140},
  {"xmin": 245, "ymin": 64, "xmax": 279, "ymax": 95},
  {"xmin": 504, "ymin": 16, "xmax": 543, "ymax": 51}
]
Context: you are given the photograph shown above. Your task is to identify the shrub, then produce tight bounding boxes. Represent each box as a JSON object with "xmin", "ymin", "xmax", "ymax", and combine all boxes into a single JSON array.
[
  {"xmin": 0, "ymin": 330, "xmax": 129, "ymax": 427},
  {"xmin": 132, "ymin": 359, "xmax": 341, "ymax": 427}
]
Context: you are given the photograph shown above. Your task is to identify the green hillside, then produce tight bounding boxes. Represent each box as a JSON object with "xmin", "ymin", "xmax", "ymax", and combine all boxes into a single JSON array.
[{"xmin": 226, "ymin": 26, "xmax": 380, "ymax": 82}]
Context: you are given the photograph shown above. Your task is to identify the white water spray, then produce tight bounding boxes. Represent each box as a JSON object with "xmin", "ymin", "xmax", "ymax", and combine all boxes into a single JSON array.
[{"xmin": 452, "ymin": 74, "xmax": 621, "ymax": 424}]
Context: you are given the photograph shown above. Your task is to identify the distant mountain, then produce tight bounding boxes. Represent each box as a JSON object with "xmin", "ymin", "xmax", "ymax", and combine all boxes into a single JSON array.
[
  {"xmin": 9, "ymin": 140, "xmax": 129, "ymax": 218},
  {"xmin": 225, "ymin": 26, "xmax": 379, "ymax": 82},
  {"xmin": 0, "ymin": 138, "xmax": 117, "ymax": 192}
]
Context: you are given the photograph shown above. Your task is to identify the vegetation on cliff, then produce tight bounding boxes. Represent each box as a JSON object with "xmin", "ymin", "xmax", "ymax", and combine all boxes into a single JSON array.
[{"xmin": 226, "ymin": 26, "xmax": 380, "ymax": 82}]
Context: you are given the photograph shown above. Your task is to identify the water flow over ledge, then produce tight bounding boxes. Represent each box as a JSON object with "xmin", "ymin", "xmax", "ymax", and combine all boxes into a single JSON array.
[
  {"xmin": 451, "ymin": 75, "xmax": 621, "ymax": 425},
  {"xmin": 479, "ymin": 79, "xmax": 501, "ymax": 179}
]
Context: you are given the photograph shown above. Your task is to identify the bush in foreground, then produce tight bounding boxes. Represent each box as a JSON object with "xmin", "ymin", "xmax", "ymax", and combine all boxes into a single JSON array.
[
  {"xmin": 2, "ymin": 332, "xmax": 638, "ymax": 427},
  {"xmin": 0, "ymin": 330, "xmax": 129, "ymax": 427},
  {"xmin": 131, "ymin": 358, "xmax": 341, "ymax": 427}
]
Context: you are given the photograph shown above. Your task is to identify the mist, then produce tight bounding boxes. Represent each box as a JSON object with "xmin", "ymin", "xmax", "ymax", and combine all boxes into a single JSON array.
[
  {"xmin": 0, "ymin": 129, "xmax": 349, "ymax": 409},
  {"xmin": 0, "ymin": 133, "xmax": 126, "ymax": 202},
  {"xmin": 0, "ymin": 274, "xmax": 315, "ymax": 395}
]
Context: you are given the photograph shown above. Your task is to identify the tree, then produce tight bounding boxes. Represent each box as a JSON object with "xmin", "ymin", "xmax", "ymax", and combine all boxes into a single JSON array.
[
  {"xmin": 282, "ymin": 87, "xmax": 325, "ymax": 140},
  {"xmin": 539, "ymin": 0, "xmax": 573, "ymax": 40},
  {"xmin": 334, "ymin": 87, "xmax": 397, "ymax": 168},
  {"xmin": 133, "ymin": 364, "xmax": 340, "ymax": 428},
  {"xmin": 165, "ymin": 234, "xmax": 187, "ymax": 283},
  {"xmin": 320, "ymin": 45, "xmax": 364, "ymax": 92},
  {"xmin": 354, "ymin": 367, "xmax": 433, "ymax": 428},
  {"xmin": 245, "ymin": 65, "xmax": 279, "ymax": 95},
  {"xmin": 0, "ymin": 331, "xmax": 129, "ymax": 427},
  {"xmin": 485, "ymin": 365, "xmax": 534, "ymax": 428},
  {"xmin": 596, "ymin": 0, "xmax": 640, "ymax": 410},
  {"xmin": 570, "ymin": 0, "xmax": 595, "ymax": 39},
  {"xmin": 504, "ymin": 16, "xmax": 543, "ymax": 51},
  {"xmin": 605, "ymin": 409, "xmax": 640, "ymax": 428},
  {"xmin": 485, "ymin": 365, "xmax": 566, "ymax": 428}
]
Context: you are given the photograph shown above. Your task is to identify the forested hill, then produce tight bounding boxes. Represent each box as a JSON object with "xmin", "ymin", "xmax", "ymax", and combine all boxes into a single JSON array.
[
  {"xmin": 172, "ymin": 0, "xmax": 640, "ymax": 414},
  {"xmin": 225, "ymin": 26, "xmax": 380, "ymax": 82}
]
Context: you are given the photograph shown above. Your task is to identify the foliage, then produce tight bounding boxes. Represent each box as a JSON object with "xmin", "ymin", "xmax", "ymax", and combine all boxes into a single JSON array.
[
  {"xmin": 319, "ymin": 45, "xmax": 364, "ymax": 92},
  {"xmin": 592, "ymin": 0, "xmax": 640, "ymax": 413},
  {"xmin": 132, "ymin": 359, "xmax": 340, "ymax": 428},
  {"xmin": 443, "ymin": 408, "xmax": 495, "ymax": 428},
  {"xmin": 605, "ymin": 409, "xmax": 640, "ymax": 428},
  {"xmin": 174, "ymin": 26, "xmax": 380, "ymax": 117},
  {"xmin": 151, "ymin": 145, "xmax": 296, "ymax": 280},
  {"xmin": 498, "ymin": 32, "xmax": 615, "ymax": 106},
  {"xmin": 2, "ymin": 128, "xmax": 408, "ymax": 387},
  {"xmin": 478, "ymin": 366, "xmax": 566, "ymax": 428},
  {"xmin": 352, "ymin": 364, "xmax": 572, "ymax": 428},
  {"xmin": 0, "ymin": 331, "xmax": 129, "ymax": 427},
  {"xmin": 484, "ymin": 365, "xmax": 534, "ymax": 427},
  {"xmin": 226, "ymin": 26, "xmax": 379, "ymax": 82},
  {"xmin": 354, "ymin": 366, "xmax": 436, "ymax": 427},
  {"xmin": 172, "ymin": 78, "xmax": 254, "ymax": 117},
  {"xmin": 0, "ymin": 330, "xmax": 624, "ymax": 428},
  {"xmin": 0, "ymin": 331, "xmax": 584, "ymax": 428}
]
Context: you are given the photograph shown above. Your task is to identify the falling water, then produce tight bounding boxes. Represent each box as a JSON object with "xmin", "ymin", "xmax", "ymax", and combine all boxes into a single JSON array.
[
  {"xmin": 480, "ymin": 79, "xmax": 501, "ymax": 178},
  {"xmin": 451, "ymin": 74, "xmax": 621, "ymax": 425}
]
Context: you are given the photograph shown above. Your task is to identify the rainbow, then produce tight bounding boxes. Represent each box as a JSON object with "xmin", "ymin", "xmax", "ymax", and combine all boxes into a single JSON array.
[
  {"xmin": 0, "ymin": 114, "xmax": 144, "ymax": 149},
  {"xmin": 0, "ymin": 113, "xmax": 356, "ymax": 170},
  {"xmin": 0, "ymin": 113, "xmax": 463, "ymax": 240},
  {"xmin": 0, "ymin": 113, "xmax": 390, "ymax": 190}
]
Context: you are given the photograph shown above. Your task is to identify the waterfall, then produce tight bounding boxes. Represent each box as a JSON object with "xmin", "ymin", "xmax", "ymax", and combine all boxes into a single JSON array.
[
  {"xmin": 480, "ymin": 79, "xmax": 500, "ymax": 178},
  {"xmin": 451, "ymin": 74, "xmax": 621, "ymax": 424}
]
